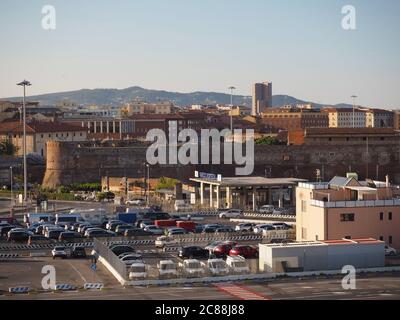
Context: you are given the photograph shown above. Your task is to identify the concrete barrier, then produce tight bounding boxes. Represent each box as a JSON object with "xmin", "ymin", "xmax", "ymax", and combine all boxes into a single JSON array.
[
  {"xmin": 8, "ymin": 287, "xmax": 31, "ymax": 294},
  {"xmin": 97, "ymin": 254, "xmax": 127, "ymax": 286},
  {"xmin": 84, "ymin": 283, "xmax": 104, "ymax": 290}
]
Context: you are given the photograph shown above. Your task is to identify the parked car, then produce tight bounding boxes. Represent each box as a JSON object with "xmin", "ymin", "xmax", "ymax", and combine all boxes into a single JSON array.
[
  {"xmin": 229, "ymin": 245, "xmax": 259, "ymax": 259},
  {"xmin": 124, "ymin": 228, "xmax": 153, "ymax": 237},
  {"xmin": 71, "ymin": 246, "xmax": 87, "ymax": 258},
  {"xmin": 7, "ymin": 230, "xmax": 32, "ymax": 242},
  {"xmin": 272, "ymin": 223, "xmax": 293, "ymax": 230},
  {"xmin": 0, "ymin": 225, "xmax": 19, "ymax": 238},
  {"xmin": 140, "ymin": 220, "xmax": 155, "ymax": 229},
  {"xmin": 27, "ymin": 235, "xmax": 55, "ymax": 245},
  {"xmin": 385, "ymin": 245, "xmax": 397, "ymax": 256},
  {"xmin": 86, "ymin": 229, "xmax": 116, "ymax": 238},
  {"xmin": 215, "ymin": 226, "xmax": 235, "ymax": 234},
  {"xmin": 45, "ymin": 229, "xmax": 64, "ymax": 240},
  {"xmin": 126, "ymin": 199, "xmax": 146, "ymax": 206},
  {"xmin": 204, "ymin": 259, "xmax": 229, "ymax": 276},
  {"xmin": 202, "ymin": 224, "xmax": 220, "ymax": 233},
  {"xmin": 143, "ymin": 225, "xmax": 164, "ymax": 235},
  {"xmin": 166, "ymin": 227, "xmax": 186, "ymax": 236},
  {"xmin": 115, "ymin": 224, "xmax": 135, "ymax": 236},
  {"xmin": 106, "ymin": 220, "xmax": 123, "ymax": 230},
  {"xmin": 58, "ymin": 231, "xmax": 83, "ymax": 242},
  {"xmin": 120, "ymin": 254, "xmax": 144, "ymax": 265},
  {"xmin": 178, "ymin": 246, "xmax": 209, "ymax": 259},
  {"xmin": 258, "ymin": 205, "xmax": 275, "ymax": 214},
  {"xmin": 226, "ymin": 256, "xmax": 250, "ymax": 274},
  {"xmin": 272, "ymin": 208, "xmax": 289, "ymax": 215},
  {"xmin": 211, "ymin": 243, "xmax": 236, "ymax": 258},
  {"xmin": 219, "ymin": 209, "xmax": 243, "ymax": 219},
  {"xmin": 235, "ymin": 223, "xmax": 256, "ymax": 232},
  {"xmin": 253, "ymin": 224, "xmax": 275, "ymax": 234},
  {"xmin": 158, "ymin": 260, "xmax": 178, "ymax": 278},
  {"xmin": 111, "ymin": 245, "xmax": 135, "ymax": 256},
  {"xmin": 108, "ymin": 221, "xmax": 126, "ymax": 232},
  {"xmin": 155, "ymin": 236, "xmax": 180, "ymax": 248},
  {"xmin": 128, "ymin": 263, "xmax": 148, "ymax": 279},
  {"xmin": 179, "ymin": 259, "xmax": 205, "ymax": 277},
  {"xmin": 205, "ymin": 241, "xmax": 223, "ymax": 251},
  {"xmin": 52, "ymin": 246, "xmax": 68, "ymax": 259}
]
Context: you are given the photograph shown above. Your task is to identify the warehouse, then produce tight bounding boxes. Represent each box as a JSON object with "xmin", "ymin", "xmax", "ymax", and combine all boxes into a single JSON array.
[{"xmin": 259, "ymin": 238, "xmax": 385, "ymax": 273}]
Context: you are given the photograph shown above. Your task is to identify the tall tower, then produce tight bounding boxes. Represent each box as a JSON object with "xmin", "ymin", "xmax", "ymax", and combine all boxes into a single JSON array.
[{"xmin": 252, "ymin": 82, "xmax": 272, "ymax": 115}]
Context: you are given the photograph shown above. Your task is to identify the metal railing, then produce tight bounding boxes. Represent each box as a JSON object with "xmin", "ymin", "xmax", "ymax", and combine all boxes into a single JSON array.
[
  {"xmin": 310, "ymin": 199, "xmax": 400, "ymax": 208},
  {"xmin": 93, "ymin": 238, "xmax": 128, "ymax": 280}
]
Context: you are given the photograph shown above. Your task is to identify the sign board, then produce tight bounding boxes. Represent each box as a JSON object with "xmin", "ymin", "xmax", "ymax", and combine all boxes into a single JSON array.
[
  {"xmin": 90, "ymin": 263, "xmax": 97, "ymax": 271},
  {"xmin": 195, "ymin": 171, "xmax": 222, "ymax": 181},
  {"xmin": 190, "ymin": 193, "xmax": 196, "ymax": 205}
]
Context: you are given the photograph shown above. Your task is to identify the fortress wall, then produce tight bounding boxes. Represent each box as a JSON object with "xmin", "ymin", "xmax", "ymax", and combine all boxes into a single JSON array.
[{"xmin": 42, "ymin": 141, "xmax": 400, "ymax": 188}]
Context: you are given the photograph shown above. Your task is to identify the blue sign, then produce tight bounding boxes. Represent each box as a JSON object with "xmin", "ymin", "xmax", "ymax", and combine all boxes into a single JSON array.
[{"xmin": 90, "ymin": 263, "xmax": 97, "ymax": 271}]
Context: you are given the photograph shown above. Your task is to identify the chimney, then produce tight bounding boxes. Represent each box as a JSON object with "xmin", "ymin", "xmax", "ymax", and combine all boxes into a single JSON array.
[{"xmin": 386, "ymin": 175, "xmax": 390, "ymax": 188}]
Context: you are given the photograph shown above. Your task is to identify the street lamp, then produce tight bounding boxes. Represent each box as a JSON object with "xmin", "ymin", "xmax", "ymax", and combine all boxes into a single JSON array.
[
  {"xmin": 351, "ymin": 95, "xmax": 357, "ymax": 128},
  {"xmin": 10, "ymin": 166, "xmax": 13, "ymax": 208},
  {"xmin": 17, "ymin": 80, "xmax": 31, "ymax": 204},
  {"xmin": 146, "ymin": 163, "xmax": 150, "ymax": 206},
  {"xmin": 228, "ymin": 86, "xmax": 236, "ymax": 133}
]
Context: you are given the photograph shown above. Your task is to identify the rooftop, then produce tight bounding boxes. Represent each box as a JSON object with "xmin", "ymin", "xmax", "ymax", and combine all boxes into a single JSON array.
[
  {"xmin": 190, "ymin": 176, "xmax": 307, "ymax": 187},
  {"xmin": 0, "ymin": 120, "xmax": 86, "ymax": 134}
]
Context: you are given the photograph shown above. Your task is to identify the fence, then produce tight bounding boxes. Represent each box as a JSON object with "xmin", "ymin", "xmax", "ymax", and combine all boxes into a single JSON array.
[{"xmin": 93, "ymin": 238, "xmax": 128, "ymax": 280}]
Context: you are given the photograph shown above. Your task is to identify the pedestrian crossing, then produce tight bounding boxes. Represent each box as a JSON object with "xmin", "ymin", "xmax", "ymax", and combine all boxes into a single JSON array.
[{"xmin": 214, "ymin": 283, "xmax": 271, "ymax": 300}]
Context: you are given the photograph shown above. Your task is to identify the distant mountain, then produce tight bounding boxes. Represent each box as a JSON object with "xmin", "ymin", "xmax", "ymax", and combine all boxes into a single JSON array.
[{"xmin": 1, "ymin": 86, "xmax": 353, "ymax": 109}]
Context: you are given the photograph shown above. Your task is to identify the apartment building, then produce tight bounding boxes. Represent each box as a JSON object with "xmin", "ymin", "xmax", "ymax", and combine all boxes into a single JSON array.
[
  {"xmin": 0, "ymin": 120, "xmax": 87, "ymax": 158},
  {"xmin": 364, "ymin": 108, "xmax": 394, "ymax": 128},
  {"xmin": 325, "ymin": 108, "xmax": 367, "ymax": 128},
  {"xmin": 124, "ymin": 102, "xmax": 173, "ymax": 115},
  {"xmin": 296, "ymin": 175, "xmax": 400, "ymax": 249},
  {"xmin": 252, "ymin": 82, "xmax": 272, "ymax": 115}
]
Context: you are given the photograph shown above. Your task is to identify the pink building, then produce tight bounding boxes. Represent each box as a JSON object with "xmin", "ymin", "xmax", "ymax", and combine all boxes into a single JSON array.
[{"xmin": 296, "ymin": 174, "xmax": 400, "ymax": 250}]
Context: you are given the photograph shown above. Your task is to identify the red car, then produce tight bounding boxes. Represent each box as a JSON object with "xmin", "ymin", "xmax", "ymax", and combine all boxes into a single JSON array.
[
  {"xmin": 229, "ymin": 245, "xmax": 259, "ymax": 259},
  {"xmin": 212, "ymin": 243, "xmax": 235, "ymax": 258}
]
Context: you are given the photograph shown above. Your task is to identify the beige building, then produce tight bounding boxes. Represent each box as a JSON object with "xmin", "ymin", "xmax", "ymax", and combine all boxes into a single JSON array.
[
  {"xmin": 124, "ymin": 101, "xmax": 173, "ymax": 116},
  {"xmin": 0, "ymin": 120, "xmax": 87, "ymax": 158},
  {"xmin": 393, "ymin": 110, "xmax": 400, "ymax": 130},
  {"xmin": 252, "ymin": 82, "xmax": 272, "ymax": 115},
  {"xmin": 296, "ymin": 175, "xmax": 400, "ymax": 250},
  {"xmin": 324, "ymin": 108, "xmax": 367, "ymax": 128}
]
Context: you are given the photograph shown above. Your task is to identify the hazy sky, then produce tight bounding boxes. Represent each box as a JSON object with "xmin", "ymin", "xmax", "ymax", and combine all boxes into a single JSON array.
[{"xmin": 0, "ymin": 0, "xmax": 399, "ymax": 108}]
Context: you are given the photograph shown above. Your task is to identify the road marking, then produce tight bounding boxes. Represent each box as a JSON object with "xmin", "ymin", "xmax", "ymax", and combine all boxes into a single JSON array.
[
  {"xmin": 214, "ymin": 283, "xmax": 271, "ymax": 300},
  {"xmin": 68, "ymin": 262, "xmax": 87, "ymax": 283}
]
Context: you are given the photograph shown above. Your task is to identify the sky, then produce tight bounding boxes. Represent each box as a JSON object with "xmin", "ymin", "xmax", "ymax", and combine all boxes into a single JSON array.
[{"xmin": 0, "ymin": 0, "xmax": 399, "ymax": 108}]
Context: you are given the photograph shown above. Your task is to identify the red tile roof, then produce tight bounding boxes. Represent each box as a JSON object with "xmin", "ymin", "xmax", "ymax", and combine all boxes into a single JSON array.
[{"xmin": 0, "ymin": 120, "xmax": 85, "ymax": 134}]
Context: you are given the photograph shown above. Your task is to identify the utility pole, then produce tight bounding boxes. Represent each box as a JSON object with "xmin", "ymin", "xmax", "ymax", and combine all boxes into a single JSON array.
[
  {"xmin": 146, "ymin": 163, "xmax": 150, "ymax": 206},
  {"xmin": 351, "ymin": 95, "xmax": 357, "ymax": 128},
  {"xmin": 10, "ymin": 166, "xmax": 13, "ymax": 208},
  {"xmin": 228, "ymin": 86, "xmax": 236, "ymax": 133},
  {"xmin": 17, "ymin": 80, "xmax": 31, "ymax": 204}
]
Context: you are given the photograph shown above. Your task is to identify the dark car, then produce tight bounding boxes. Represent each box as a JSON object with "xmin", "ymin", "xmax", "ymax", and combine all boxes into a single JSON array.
[
  {"xmin": 178, "ymin": 246, "xmax": 209, "ymax": 259},
  {"xmin": 27, "ymin": 235, "xmax": 55, "ymax": 245},
  {"xmin": 7, "ymin": 231, "xmax": 31, "ymax": 242},
  {"xmin": 202, "ymin": 226, "xmax": 219, "ymax": 233},
  {"xmin": 229, "ymin": 245, "xmax": 259, "ymax": 259},
  {"xmin": 71, "ymin": 246, "xmax": 87, "ymax": 258},
  {"xmin": 58, "ymin": 232, "xmax": 83, "ymax": 242},
  {"xmin": 124, "ymin": 228, "xmax": 153, "ymax": 237},
  {"xmin": 86, "ymin": 230, "xmax": 115, "ymax": 238},
  {"xmin": 109, "ymin": 221, "xmax": 126, "ymax": 232},
  {"xmin": 111, "ymin": 245, "xmax": 135, "ymax": 256},
  {"xmin": 272, "ymin": 223, "xmax": 293, "ymax": 230},
  {"xmin": 215, "ymin": 226, "xmax": 235, "ymax": 234},
  {"xmin": 115, "ymin": 224, "xmax": 134, "ymax": 236},
  {"xmin": 0, "ymin": 225, "xmax": 18, "ymax": 238}
]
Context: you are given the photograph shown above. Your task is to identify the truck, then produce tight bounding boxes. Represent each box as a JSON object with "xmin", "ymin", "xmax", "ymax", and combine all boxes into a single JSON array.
[
  {"xmin": 176, "ymin": 221, "xmax": 196, "ymax": 233},
  {"xmin": 117, "ymin": 213, "xmax": 137, "ymax": 225},
  {"xmin": 154, "ymin": 220, "xmax": 177, "ymax": 228}
]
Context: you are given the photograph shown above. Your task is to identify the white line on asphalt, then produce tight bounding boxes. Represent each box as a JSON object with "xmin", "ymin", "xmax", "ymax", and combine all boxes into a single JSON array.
[{"xmin": 68, "ymin": 262, "xmax": 87, "ymax": 283}]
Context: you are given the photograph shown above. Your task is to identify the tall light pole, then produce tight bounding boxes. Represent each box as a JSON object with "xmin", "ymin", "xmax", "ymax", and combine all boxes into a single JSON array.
[
  {"xmin": 228, "ymin": 86, "xmax": 236, "ymax": 133},
  {"xmin": 146, "ymin": 163, "xmax": 150, "ymax": 206},
  {"xmin": 351, "ymin": 95, "xmax": 357, "ymax": 128},
  {"xmin": 10, "ymin": 166, "xmax": 13, "ymax": 208},
  {"xmin": 17, "ymin": 80, "xmax": 31, "ymax": 204}
]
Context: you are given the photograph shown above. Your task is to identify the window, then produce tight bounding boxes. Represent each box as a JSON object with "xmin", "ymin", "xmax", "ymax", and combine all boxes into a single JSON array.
[
  {"xmin": 380, "ymin": 212, "xmax": 384, "ymax": 220},
  {"xmin": 389, "ymin": 236, "xmax": 393, "ymax": 245},
  {"xmin": 302, "ymin": 228, "xmax": 307, "ymax": 239},
  {"xmin": 341, "ymin": 213, "xmax": 355, "ymax": 222},
  {"xmin": 389, "ymin": 212, "xmax": 392, "ymax": 220},
  {"xmin": 301, "ymin": 200, "xmax": 307, "ymax": 212}
]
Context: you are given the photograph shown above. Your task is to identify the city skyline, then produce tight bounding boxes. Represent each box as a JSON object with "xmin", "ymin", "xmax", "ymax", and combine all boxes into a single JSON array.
[{"xmin": 0, "ymin": 0, "xmax": 400, "ymax": 108}]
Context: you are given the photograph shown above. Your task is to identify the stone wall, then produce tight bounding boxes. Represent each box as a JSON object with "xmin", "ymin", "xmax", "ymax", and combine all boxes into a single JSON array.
[{"xmin": 42, "ymin": 140, "xmax": 400, "ymax": 188}]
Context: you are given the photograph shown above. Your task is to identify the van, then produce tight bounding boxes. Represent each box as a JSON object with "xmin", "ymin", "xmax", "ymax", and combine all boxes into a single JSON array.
[
  {"xmin": 55, "ymin": 214, "xmax": 84, "ymax": 226},
  {"xmin": 226, "ymin": 256, "xmax": 250, "ymax": 274},
  {"xmin": 158, "ymin": 260, "xmax": 178, "ymax": 278},
  {"xmin": 70, "ymin": 209, "xmax": 107, "ymax": 225},
  {"xmin": 24, "ymin": 213, "xmax": 54, "ymax": 226}
]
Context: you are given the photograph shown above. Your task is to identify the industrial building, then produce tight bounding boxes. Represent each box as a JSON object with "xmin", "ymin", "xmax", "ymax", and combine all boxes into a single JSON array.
[{"xmin": 259, "ymin": 238, "xmax": 385, "ymax": 273}]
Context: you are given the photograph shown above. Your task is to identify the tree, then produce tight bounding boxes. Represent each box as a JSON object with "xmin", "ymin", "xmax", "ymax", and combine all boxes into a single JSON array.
[
  {"xmin": 0, "ymin": 140, "xmax": 18, "ymax": 156},
  {"xmin": 255, "ymin": 136, "xmax": 286, "ymax": 146},
  {"xmin": 156, "ymin": 177, "xmax": 179, "ymax": 190}
]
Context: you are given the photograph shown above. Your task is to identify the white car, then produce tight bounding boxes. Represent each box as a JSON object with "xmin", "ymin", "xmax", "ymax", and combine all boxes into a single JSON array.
[
  {"xmin": 179, "ymin": 259, "xmax": 206, "ymax": 277},
  {"xmin": 126, "ymin": 199, "xmax": 146, "ymax": 206},
  {"xmin": 235, "ymin": 223, "xmax": 255, "ymax": 232},
  {"xmin": 226, "ymin": 256, "xmax": 250, "ymax": 274},
  {"xmin": 128, "ymin": 263, "xmax": 148, "ymax": 280},
  {"xmin": 385, "ymin": 245, "xmax": 397, "ymax": 256},
  {"xmin": 219, "ymin": 209, "xmax": 243, "ymax": 219},
  {"xmin": 52, "ymin": 246, "xmax": 68, "ymax": 259},
  {"xmin": 204, "ymin": 259, "xmax": 229, "ymax": 276},
  {"xmin": 158, "ymin": 260, "xmax": 178, "ymax": 277},
  {"xmin": 120, "ymin": 254, "xmax": 144, "ymax": 266},
  {"xmin": 144, "ymin": 225, "xmax": 164, "ymax": 235},
  {"xmin": 253, "ymin": 224, "xmax": 275, "ymax": 234},
  {"xmin": 155, "ymin": 236, "xmax": 179, "ymax": 248}
]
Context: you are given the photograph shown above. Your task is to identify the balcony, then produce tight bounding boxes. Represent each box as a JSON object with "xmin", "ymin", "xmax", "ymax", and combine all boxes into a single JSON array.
[{"xmin": 310, "ymin": 199, "xmax": 400, "ymax": 208}]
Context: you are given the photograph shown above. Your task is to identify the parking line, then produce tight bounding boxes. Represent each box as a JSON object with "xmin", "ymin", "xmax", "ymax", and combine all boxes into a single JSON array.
[
  {"xmin": 213, "ymin": 283, "xmax": 272, "ymax": 300},
  {"xmin": 68, "ymin": 261, "xmax": 87, "ymax": 283}
]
